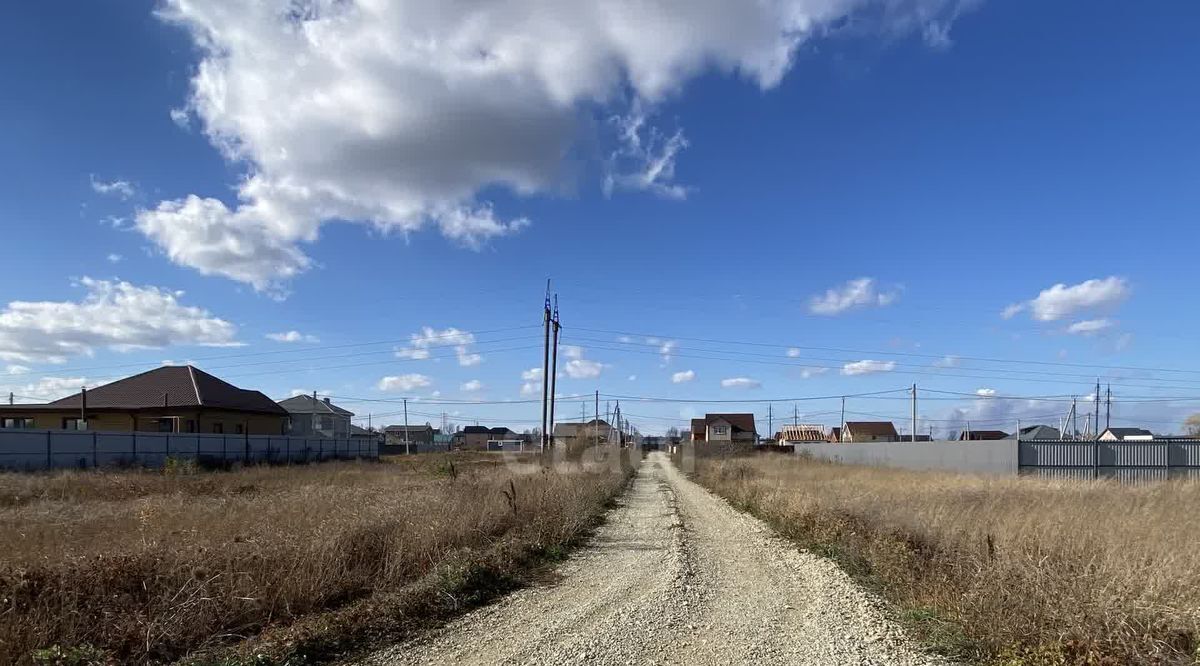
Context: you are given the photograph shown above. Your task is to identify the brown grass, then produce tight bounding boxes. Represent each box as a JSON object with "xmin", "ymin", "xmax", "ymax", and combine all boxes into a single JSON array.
[
  {"xmin": 0, "ymin": 448, "xmax": 636, "ymax": 665},
  {"xmin": 686, "ymin": 450, "xmax": 1200, "ymax": 665}
]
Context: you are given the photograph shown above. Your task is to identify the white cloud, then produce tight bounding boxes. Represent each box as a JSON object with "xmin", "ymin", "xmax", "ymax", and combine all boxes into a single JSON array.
[
  {"xmin": 90, "ymin": 175, "xmax": 135, "ymax": 200},
  {"xmin": 627, "ymin": 374, "xmax": 637, "ymax": 381},
  {"xmin": 809, "ymin": 278, "xmax": 898, "ymax": 316},
  {"xmin": 460, "ymin": 379, "xmax": 484, "ymax": 392},
  {"xmin": 266, "ymin": 330, "xmax": 318, "ymax": 343},
  {"xmin": 395, "ymin": 326, "xmax": 482, "ymax": 366},
  {"xmin": 721, "ymin": 377, "xmax": 761, "ymax": 389},
  {"xmin": 169, "ymin": 107, "xmax": 190, "ymax": 129},
  {"xmin": 520, "ymin": 367, "xmax": 543, "ymax": 396},
  {"xmin": 1005, "ymin": 277, "xmax": 1130, "ymax": 322},
  {"xmin": 657, "ymin": 339, "xmax": 678, "ymax": 363},
  {"xmin": 0, "ymin": 376, "xmax": 88, "ymax": 403},
  {"xmin": 786, "ymin": 348, "xmax": 802, "ymax": 358},
  {"xmin": 841, "ymin": 359, "xmax": 896, "ymax": 376},
  {"xmin": 672, "ymin": 370, "xmax": 696, "ymax": 384},
  {"xmin": 562, "ymin": 345, "xmax": 584, "ymax": 360},
  {"xmin": 106, "ymin": 253, "xmax": 123, "ymax": 264},
  {"xmin": 0, "ymin": 278, "xmax": 238, "ymax": 364},
  {"xmin": 6, "ymin": 365, "xmax": 30, "ymax": 376},
  {"xmin": 377, "ymin": 374, "xmax": 432, "ymax": 392},
  {"xmin": 799, "ymin": 367, "xmax": 829, "ymax": 379},
  {"xmin": 288, "ymin": 387, "xmax": 330, "ymax": 398},
  {"xmin": 976, "ymin": 388, "xmax": 997, "ymax": 397},
  {"xmin": 565, "ymin": 359, "xmax": 604, "ymax": 379},
  {"xmin": 933, "ymin": 355, "xmax": 960, "ymax": 368},
  {"xmin": 617, "ymin": 335, "xmax": 633, "ymax": 344},
  {"xmin": 145, "ymin": 0, "xmax": 974, "ymax": 290},
  {"xmin": 1066, "ymin": 318, "xmax": 1115, "ymax": 336}
]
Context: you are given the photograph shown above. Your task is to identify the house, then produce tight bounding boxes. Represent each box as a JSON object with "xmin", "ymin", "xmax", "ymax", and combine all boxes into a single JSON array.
[
  {"xmin": 779, "ymin": 424, "xmax": 825, "ymax": 443},
  {"xmin": 959, "ymin": 430, "xmax": 1009, "ymax": 441},
  {"xmin": 1019, "ymin": 424, "xmax": 1062, "ymax": 440},
  {"xmin": 350, "ymin": 424, "xmax": 384, "ymax": 445},
  {"xmin": 489, "ymin": 426, "xmax": 518, "ymax": 441},
  {"xmin": 842, "ymin": 421, "xmax": 899, "ymax": 442},
  {"xmin": 384, "ymin": 424, "xmax": 436, "ymax": 447},
  {"xmin": 827, "ymin": 426, "xmax": 842, "ymax": 442},
  {"xmin": 692, "ymin": 414, "xmax": 757, "ymax": 442},
  {"xmin": 276, "ymin": 395, "xmax": 353, "ymax": 438},
  {"xmin": 0, "ymin": 365, "xmax": 288, "ymax": 434},
  {"xmin": 553, "ymin": 419, "xmax": 613, "ymax": 446},
  {"xmin": 460, "ymin": 425, "xmax": 493, "ymax": 450},
  {"xmin": 1099, "ymin": 427, "xmax": 1155, "ymax": 442}
]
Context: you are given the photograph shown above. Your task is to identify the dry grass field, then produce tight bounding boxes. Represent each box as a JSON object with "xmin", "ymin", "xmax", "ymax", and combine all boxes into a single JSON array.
[
  {"xmin": 688, "ymin": 451, "xmax": 1200, "ymax": 665},
  {"xmin": 0, "ymin": 448, "xmax": 636, "ymax": 665}
]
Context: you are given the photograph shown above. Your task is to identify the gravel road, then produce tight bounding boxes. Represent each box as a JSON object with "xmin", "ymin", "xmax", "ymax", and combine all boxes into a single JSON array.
[{"xmin": 359, "ymin": 452, "xmax": 941, "ymax": 666}]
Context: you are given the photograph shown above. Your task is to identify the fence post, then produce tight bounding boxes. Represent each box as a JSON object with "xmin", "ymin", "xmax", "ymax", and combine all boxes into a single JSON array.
[
  {"xmin": 244, "ymin": 431, "xmax": 250, "ymax": 463},
  {"xmin": 93, "ymin": 431, "xmax": 98, "ymax": 469},
  {"xmin": 1093, "ymin": 438, "xmax": 1099, "ymax": 480},
  {"xmin": 286, "ymin": 437, "xmax": 291, "ymax": 465},
  {"xmin": 318, "ymin": 438, "xmax": 323, "ymax": 461},
  {"xmin": 132, "ymin": 431, "xmax": 137, "ymax": 466},
  {"xmin": 222, "ymin": 435, "xmax": 227, "ymax": 463},
  {"xmin": 165, "ymin": 434, "xmax": 170, "ymax": 461},
  {"xmin": 46, "ymin": 431, "xmax": 52, "ymax": 470}
]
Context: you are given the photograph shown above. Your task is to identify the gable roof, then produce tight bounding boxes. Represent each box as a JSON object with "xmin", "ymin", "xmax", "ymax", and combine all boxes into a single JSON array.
[
  {"xmin": 844, "ymin": 421, "xmax": 898, "ymax": 437},
  {"xmin": 384, "ymin": 424, "xmax": 435, "ymax": 433},
  {"xmin": 1103, "ymin": 427, "xmax": 1154, "ymax": 438},
  {"xmin": 461, "ymin": 425, "xmax": 491, "ymax": 434},
  {"xmin": 48, "ymin": 366, "xmax": 286, "ymax": 415},
  {"xmin": 779, "ymin": 424, "xmax": 825, "ymax": 442},
  {"xmin": 276, "ymin": 394, "xmax": 354, "ymax": 417},
  {"xmin": 704, "ymin": 413, "xmax": 756, "ymax": 434},
  {"xmin": 827, "ymin": 426, "xmax": 842, "ymax": 441}
]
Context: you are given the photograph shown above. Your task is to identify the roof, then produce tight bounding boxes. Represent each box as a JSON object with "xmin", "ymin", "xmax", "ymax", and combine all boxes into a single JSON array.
[
  {"xmin": 489, "ymin": 426, "xmax": 516, "ymax": 436},
  {"xmin": 1020, "ymin": 424, "xmax": 1061, "ymax": 439},
  {"xmin": 960, "ymin": 430, "xmax": 1009, "ymax": 440},
  {"xmin": 461, "ymin": 425, "xmax": 491, "ymax": 434},
  {"xmin": 779, "ymin": 424, "xmax": 825, "ymax": 442},
  {"xmin": 554, "ymin": 420, "xmax": 611, "ymax": 437},
  {"xmin": 827, "ymin": 426, "xmax": 842, "ymax": 441},
  {"xmin": 844, "ymin": 421, "xmax": 898, "ymax": 437},
  {"xmin": 276, "ymin": 395, "xmax": 354, "ymax": 417},
  {"xmin": 45, "ymin": 366, "xmax": 286, "ymax": 415},
  {"xmin": 1103, "ymin": 427, "xmax": 1154, "ymax": 438},
  {"xmin": 384, "ymin": 424, "xmax": 435, "ymax": 433},
  {"xmin": 704, "ymin": 413, "xmax": 757, "ymax": 434},
  {"xmin": 691, "ymin": 418, "xmax": 706, "ymax": 433}
]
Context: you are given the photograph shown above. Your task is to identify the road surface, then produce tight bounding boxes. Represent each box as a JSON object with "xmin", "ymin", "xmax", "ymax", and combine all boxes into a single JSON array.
[{"xmin": 359, "ymin": 452, "xmax": 941, "ymax": 666}]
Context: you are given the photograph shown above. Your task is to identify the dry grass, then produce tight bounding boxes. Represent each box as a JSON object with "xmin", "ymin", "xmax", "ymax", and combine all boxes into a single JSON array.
[
  {"xmin": 687, "ymin": 451, "xmax": 1200, "ymax": 665},
  {"xmin": 0, "ymin": 448, "xmax": 636, "ymax": 665}
]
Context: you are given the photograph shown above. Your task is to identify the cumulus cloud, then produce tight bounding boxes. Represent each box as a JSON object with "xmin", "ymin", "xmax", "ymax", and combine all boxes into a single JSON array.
[
  {"xmin": 841, "ymin": 359, "xmax": 896, "ymax": 376},
  {"xmin": 721, "ymin": 377, "xmax": 761, "ymax": 389},
  {"xmin": 1004, "ymin": 277, "xmax": 1129, "ymax": 322},
  {"xmin": 976, "ymin": 388, "xmax": 997, "ymax": 397},
  {"xmin": 106, "ymin": 253, "xmax": 123, "ymax": 264},
  {"xmin": 266, "ymin": 330, "xmax": 318, "ymax": 343},
  {"xmin": 377, "ymin": 374, "xmax": 432, "ymax": 392},
  {"xmin": 145, "ymin": 0, "xmax": 975, "ymax": 291},
  {"xmin": 562, "ymin": 345, "xmax": 584, "ymax": 360},
  {"xmin": 395, "ymin": 326, "xmax": 482, "ymax": 366},
  {"xmin": 799, "ymin": 367, "xmax": 829, "ymax": 379},
  {"xmin": 520, "ymin": 367, "xmax": 543, "ymax": 396},
  {"xmin": 628, "ymin": 374, "xmax": 637, "ymax": 381},
  {"xmin": 933, "ymin": 355, "xmax": 960, "ymax": 368},
  {"xmin": 672, "ymin": 370, "xmax": 696, "ymax": 384},
  {"xmin": 809, "ymin": 278, "xmax": 898, "ymax": 316},
  {"xmin": 0, "ymin": 278, "xmax": 237, "ymax": 364},
  {"xmin": 1, "ymin": 376, "xmax": 88, "ymax": 403},
  {"xmin": 460, "ymin": 379, "xmax": 484, "ymax": 392},
  {"xmin": 786, "ymin": 348, "xmax": 802, "ymax": 358},
  {"xmin": 1066, "ymin": 318, "xmax": 1115, "ymax": 336},
  {"xmin": 90, "ymin": 175, "xmax": 135, "ymax": 200},
  {"xmin": 565, "ymin": 359, "xmax": 604, "ymax": 379}
]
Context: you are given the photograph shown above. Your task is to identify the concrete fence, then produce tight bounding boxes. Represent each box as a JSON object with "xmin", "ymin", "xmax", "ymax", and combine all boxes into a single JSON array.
[
  {"xmin": 791, "ymin": 438, "xmax": 1200, "ymax": 481},
  {"xmin": 0, "ymin": 429, "xmax": 380, "ymax": 471}
]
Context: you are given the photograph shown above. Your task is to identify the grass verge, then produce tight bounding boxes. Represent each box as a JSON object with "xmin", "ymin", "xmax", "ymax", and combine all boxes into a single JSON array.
[
  {"xmin": 0, "ymin": 446, "xmax": 638, "ymax": 665},
  {"xmin": 681, "ymin": 449, "xmax": 1200, "ymax": 666}
]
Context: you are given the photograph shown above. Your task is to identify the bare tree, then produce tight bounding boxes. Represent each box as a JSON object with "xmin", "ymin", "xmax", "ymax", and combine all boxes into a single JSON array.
[{"xmin": 1185, "ymin": 413, "xmax": 1200, "ymax": 436}]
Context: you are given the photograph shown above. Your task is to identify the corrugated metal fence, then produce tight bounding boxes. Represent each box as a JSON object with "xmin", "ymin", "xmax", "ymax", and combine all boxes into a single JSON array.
[
  {"xmin": 1018, "ymin": 439, "xmax": 1200, "ymax": 481},
  {"xmin": 0, "ymin": 429, "xmax": 380, "ymax": 471}
]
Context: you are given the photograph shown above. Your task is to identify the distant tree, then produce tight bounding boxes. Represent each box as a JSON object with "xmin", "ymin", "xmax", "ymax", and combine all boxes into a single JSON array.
[
  {"xmin": 666, "ymin": 426, "xmax": 680, "ymax": 439},
  {"xmin": 1185, "ymin": 414, "xmax": 1200, "ymax": 436}
]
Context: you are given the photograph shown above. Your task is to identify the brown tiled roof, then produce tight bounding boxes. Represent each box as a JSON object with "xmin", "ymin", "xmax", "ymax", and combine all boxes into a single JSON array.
[
  {"xmin": 48, "ymin": 366, "xmax": 287, "ymax": 415},
  {"xmin": 705, "ymin": 413, "xmax": 757, "ymax": 434},
  {"xmin": 844, "ymin": 421, "xmax": 898, "ymax": 437}
]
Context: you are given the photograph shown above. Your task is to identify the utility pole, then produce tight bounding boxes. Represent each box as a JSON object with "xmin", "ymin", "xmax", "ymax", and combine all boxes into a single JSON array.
[
  {"xmin": 403, "ymin": 398, "xmax": 409, "ymax": 455},
  {"xmin": 547, "ymin": 295, "xmax": 561, "ymax": 450},
  {"xmin": 1105, "ymin": 384, "xmax": 1112, "ymax": 430},
  {"xmin": 911, "ymin": 383, "xmax": 918, "ymax": 442},
  {"xmin": 839, "ymin": 396, "xmax": 846, "ymax": 442},
  {"xmin": 313, "ymin": 390, "xmax": 319, "ymax": 435},
  {"xmin": 594, "ymin": 390, "xmax": 599, "ymax": 444},
  {"xmin": 1093, "ymin": 379, "xmax": 1101, "ymax": 440},
  {"xmin": 768, "ymin": 404, "xmax": 773, "ymax": 439},
  {"xmin": 1071, "ymin": 397, "xmax": 1078, "ymax": 440},
  {"xmin": 540, "ymin": 280, "xmax": 552, "ymax": 451}
]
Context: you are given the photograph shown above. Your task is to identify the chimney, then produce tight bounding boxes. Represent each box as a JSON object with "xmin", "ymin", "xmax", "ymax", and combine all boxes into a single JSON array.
[{"xmin": 323, "ymin": 397, "xmax": 331, "ymax": 405}]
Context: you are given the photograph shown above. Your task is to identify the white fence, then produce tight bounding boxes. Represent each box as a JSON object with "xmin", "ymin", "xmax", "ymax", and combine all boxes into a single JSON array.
[{"xmin": 0, "ymin": 429, "xmax": 379, "ymax": 471}]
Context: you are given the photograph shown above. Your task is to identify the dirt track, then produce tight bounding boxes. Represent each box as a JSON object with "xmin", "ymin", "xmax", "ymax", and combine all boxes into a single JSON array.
[{"xmin": 360, "ymin": 452, "xmax": 940, "ymax": 666}]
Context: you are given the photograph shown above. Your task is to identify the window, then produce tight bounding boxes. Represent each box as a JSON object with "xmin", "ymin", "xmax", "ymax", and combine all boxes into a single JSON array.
[
  {"xmin": 62, "ymin": 418, "xmax": 87, "ymax": 431},
  {"xmin": 712, "ymin": 425, "xmax": 729, "ymax": 435},
  {"xmin": 1, "ymin": 417, "xmax": 33, "ymax": 429},
  {"xmin": 212, "ymin": 422, "xmax": 223, "ymax": 434},
  {"xmin": 320, "ymin": 416, "xmax": 334, "ymax": 430},
  {"xmin": 157, "ymin": 418, "xmax": 174, "ymax": 432}
]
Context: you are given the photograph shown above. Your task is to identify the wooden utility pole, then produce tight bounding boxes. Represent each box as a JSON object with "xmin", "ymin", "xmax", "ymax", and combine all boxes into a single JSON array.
[
  {"xmin": 548, "ymin": 296, "xmax": 560, "ymax": 450},
  {"xmin": 403, "ymin": 398, "xmax": 409, "ymax": 455},
  {"xmin": 540, "ymin": 281, "xmax": 552, "ymax": 451}
]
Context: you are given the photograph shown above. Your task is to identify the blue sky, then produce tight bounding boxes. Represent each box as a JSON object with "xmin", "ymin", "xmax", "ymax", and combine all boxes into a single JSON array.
[{"xmin": 1, "ymin": 1, "xmax": 1198, "ymax": 436}]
